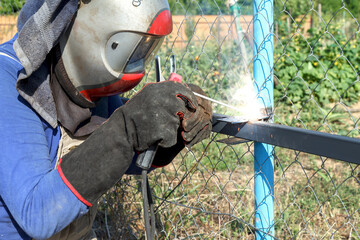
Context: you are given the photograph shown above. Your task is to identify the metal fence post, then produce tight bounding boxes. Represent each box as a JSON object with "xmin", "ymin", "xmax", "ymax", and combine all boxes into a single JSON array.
[{"xmin": 253, "ymin": 0, "xmax": 274, "ymax": 239}]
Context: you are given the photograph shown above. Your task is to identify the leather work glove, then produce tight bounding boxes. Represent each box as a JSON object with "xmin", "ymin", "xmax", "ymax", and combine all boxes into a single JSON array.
[
  {"xmin": 151, "ymin": 83, "xmax": 212, "ymax": 168},
  {"xmin": 58, "ymin": 81, "xmax": 210, "ymax": 206}
]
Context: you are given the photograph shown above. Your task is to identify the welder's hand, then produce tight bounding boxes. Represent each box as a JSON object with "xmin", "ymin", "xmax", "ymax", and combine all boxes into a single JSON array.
[
  {"xmin": 183, "ymin": 84, "xmax": 212, "ymax": 146},
  {"xmin": 122, "ymin": 80, "xmax": 201, "ymax": 151},
  {"xmin": 151, "ymin": 83, "xmax": 212, "ymax": 168},
  {"xmin": 166, "ymin": 74, "xmax": 212, "ymax": 146}
]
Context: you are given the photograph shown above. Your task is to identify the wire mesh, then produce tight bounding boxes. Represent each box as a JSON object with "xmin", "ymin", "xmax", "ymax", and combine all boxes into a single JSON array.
[{"xmin": 0, "ymin": 0, "xmax": 359, "ymax": 239}]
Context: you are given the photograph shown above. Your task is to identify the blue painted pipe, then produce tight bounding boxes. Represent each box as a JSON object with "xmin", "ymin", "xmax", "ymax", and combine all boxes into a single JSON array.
[{"xmin": 253, "ymin": 0, "xmax": 274, "ymax": 239}]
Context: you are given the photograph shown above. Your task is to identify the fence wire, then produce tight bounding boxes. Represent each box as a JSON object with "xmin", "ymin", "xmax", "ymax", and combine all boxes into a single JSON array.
[{"xmin": 0, "ymin": 0, "xmax": 359, "ymax": 239}]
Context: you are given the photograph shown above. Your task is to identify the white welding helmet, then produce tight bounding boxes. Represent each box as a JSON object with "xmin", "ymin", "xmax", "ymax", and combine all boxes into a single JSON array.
[{"xmin": 59, "ymin": 0, "xmax": 173, "ymax": 102}]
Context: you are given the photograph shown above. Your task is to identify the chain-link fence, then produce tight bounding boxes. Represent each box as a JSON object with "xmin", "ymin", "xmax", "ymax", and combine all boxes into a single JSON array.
[{"xmin": 1, "ymin": 0, "xmax": 359, "ymax": 239}]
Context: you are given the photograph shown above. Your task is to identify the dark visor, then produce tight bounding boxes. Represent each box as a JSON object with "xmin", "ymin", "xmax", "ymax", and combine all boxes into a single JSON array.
[{"xmin": 124, "ymin": 35, "xmax": 163, "ymax": 73}]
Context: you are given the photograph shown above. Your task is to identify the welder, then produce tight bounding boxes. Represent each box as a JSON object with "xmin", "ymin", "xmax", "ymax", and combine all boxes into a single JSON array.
[{"xmin": 0, "ymin": 0, "xmax": 212, "ymax": 239}]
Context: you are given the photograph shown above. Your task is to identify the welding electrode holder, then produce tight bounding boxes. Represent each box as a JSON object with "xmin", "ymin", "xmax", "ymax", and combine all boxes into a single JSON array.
[
  {"xmin": 136, "ymin": 55, "xmax": 177, "ymax": 170},
  {"xmin": 136, "ymin": 55, "xmax": 168, "ymax": 239},
  {"xmin": 136, "ymin": 55, "xmax": 163, "ymax": 170},
  {"xmin": 135, "ymin": 151, "xmax": 156, "ymax": 240}
]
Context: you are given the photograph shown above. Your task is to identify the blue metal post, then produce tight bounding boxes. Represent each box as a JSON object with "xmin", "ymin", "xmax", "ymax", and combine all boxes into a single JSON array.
[{"xmin": 253, "ymin": 0, "xmax": 274, "ymax": 239}]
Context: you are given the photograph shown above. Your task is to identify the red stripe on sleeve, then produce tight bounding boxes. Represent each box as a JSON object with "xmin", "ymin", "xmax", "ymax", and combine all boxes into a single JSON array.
[{"xmin": 57, "ymin": 158, "xmax": 93, "ymax": 207}]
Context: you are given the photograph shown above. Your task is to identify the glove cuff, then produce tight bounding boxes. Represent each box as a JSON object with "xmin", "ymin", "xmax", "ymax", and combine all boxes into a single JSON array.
[
  {"xmin": 58, "ymin": 158, "xmax": 93, "ymax": 206},
  {"xmin": 58, "ymin": 108, "xmax": 134, "ymax": 205}
]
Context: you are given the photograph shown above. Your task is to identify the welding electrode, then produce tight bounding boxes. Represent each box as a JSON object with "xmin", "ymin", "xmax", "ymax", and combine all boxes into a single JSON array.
[{"xmin": 193, "ymin": 92, "xmax": 243, "ymax": 113}]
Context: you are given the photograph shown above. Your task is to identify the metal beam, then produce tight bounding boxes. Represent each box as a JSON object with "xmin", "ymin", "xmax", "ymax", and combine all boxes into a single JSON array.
[{"xmin": 212, "ymin": 114, "xmax": 360, "ymax": 165}]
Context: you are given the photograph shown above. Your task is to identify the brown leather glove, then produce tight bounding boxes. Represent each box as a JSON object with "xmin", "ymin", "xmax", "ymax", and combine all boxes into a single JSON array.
[
  {"xmin": 152, "ymin": 83, "xmax": 212, "ymax": 168},
  {"xmin": 183, "ymin": 84, "xmax": 212, "ymax": 146}
]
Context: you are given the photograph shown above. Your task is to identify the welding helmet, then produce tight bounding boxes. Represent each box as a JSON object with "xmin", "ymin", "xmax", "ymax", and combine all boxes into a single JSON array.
[{"xmin": 58, "ymin": 0, "xmax": 173, "ymax": 102}]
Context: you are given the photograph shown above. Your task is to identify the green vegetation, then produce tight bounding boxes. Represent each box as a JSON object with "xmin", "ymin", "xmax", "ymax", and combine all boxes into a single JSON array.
[
  {"xmin": 274, "ymin": 21, "xmax": 360, "ymax": 136},
  {"xmin": 275, "ymin": 0, "xmax": 360, "ymax": 20},
  {"xmin": 274, "ymin": 26, "xmax": 360, "ymax": 105},
  {"xmin": 0, "ymin": 0, "xmax": 25, "ymax": 14},
  {"xmin": 168, "ymin": 0, "xmax": 230, "ymax": 15}
]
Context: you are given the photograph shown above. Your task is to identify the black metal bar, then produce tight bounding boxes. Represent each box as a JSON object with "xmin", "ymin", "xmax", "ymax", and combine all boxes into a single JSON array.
[{"xmin": 212, "ymin": 114, "xmax": 360, "ymax": 165}]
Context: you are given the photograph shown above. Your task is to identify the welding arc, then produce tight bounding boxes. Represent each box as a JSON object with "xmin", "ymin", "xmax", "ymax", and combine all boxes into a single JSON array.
[{"xmin": 193, "ymin": 92, "xmax": 242, "ymax": 113}]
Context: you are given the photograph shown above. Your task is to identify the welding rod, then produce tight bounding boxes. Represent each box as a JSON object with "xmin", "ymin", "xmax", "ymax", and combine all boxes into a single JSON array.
[
  {"xmin": 167, "ymin": 54, "xmax": 242, "ymax": 114},
  {"xmin": 193, "ymin": 92, "xmax": 243, "ymax": 113}
]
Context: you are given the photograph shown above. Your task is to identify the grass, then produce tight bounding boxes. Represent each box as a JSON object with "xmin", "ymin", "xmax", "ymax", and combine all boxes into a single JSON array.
[
  {"xmin": 274, "ymin": 148, "xmax": 360, "ymax": 239},
  {"xmin": 94, "ymin": 135, "xmax": 360, "ymax": 239}
]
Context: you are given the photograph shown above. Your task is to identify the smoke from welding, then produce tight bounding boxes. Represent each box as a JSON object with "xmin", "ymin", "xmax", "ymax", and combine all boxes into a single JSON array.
[{"xmin": 220, "ymin": 72, "xmax": 263, "ymax": 121}]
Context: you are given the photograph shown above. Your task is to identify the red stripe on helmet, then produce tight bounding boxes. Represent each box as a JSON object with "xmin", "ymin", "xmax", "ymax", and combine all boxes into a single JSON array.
[
  {"xmin": 148, "ymin": 9, "xmax": 173, "ymax": 36},
  {"xmin": 80, "ymin": 72, "xmax": 145, "ymax": 101}
]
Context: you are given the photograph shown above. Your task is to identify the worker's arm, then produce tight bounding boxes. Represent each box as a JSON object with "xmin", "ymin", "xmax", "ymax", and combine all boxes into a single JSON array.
[
  {"xmin": 58, "ymin": 81, "xmax": 212, "ymax": 206},
  {"xmin": 0, "ymin": 52, "xmax": 89, "ymax": 239}
]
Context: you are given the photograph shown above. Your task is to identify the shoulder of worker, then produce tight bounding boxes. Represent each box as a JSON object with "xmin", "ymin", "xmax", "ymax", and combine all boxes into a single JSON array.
[
  {"xmin": 0, "ymin": 34, "xmax": 25, "ymax": 87},
  {"xmin": 0, "ymin": 33, "xmax": 50, "ymax": 129},
  {"xmin": 0, "ymin": 33, "xmax": 23, "ymax": 70}
]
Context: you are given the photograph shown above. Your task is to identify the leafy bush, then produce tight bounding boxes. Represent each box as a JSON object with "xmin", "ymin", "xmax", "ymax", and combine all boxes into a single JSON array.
[
  {"xmin": 0, "ymin": 0, "xmax": 25, "ymax": 14},
  {"xmin": 274, "ymin": 26, "xmax": 360, "ymax": 109}
]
